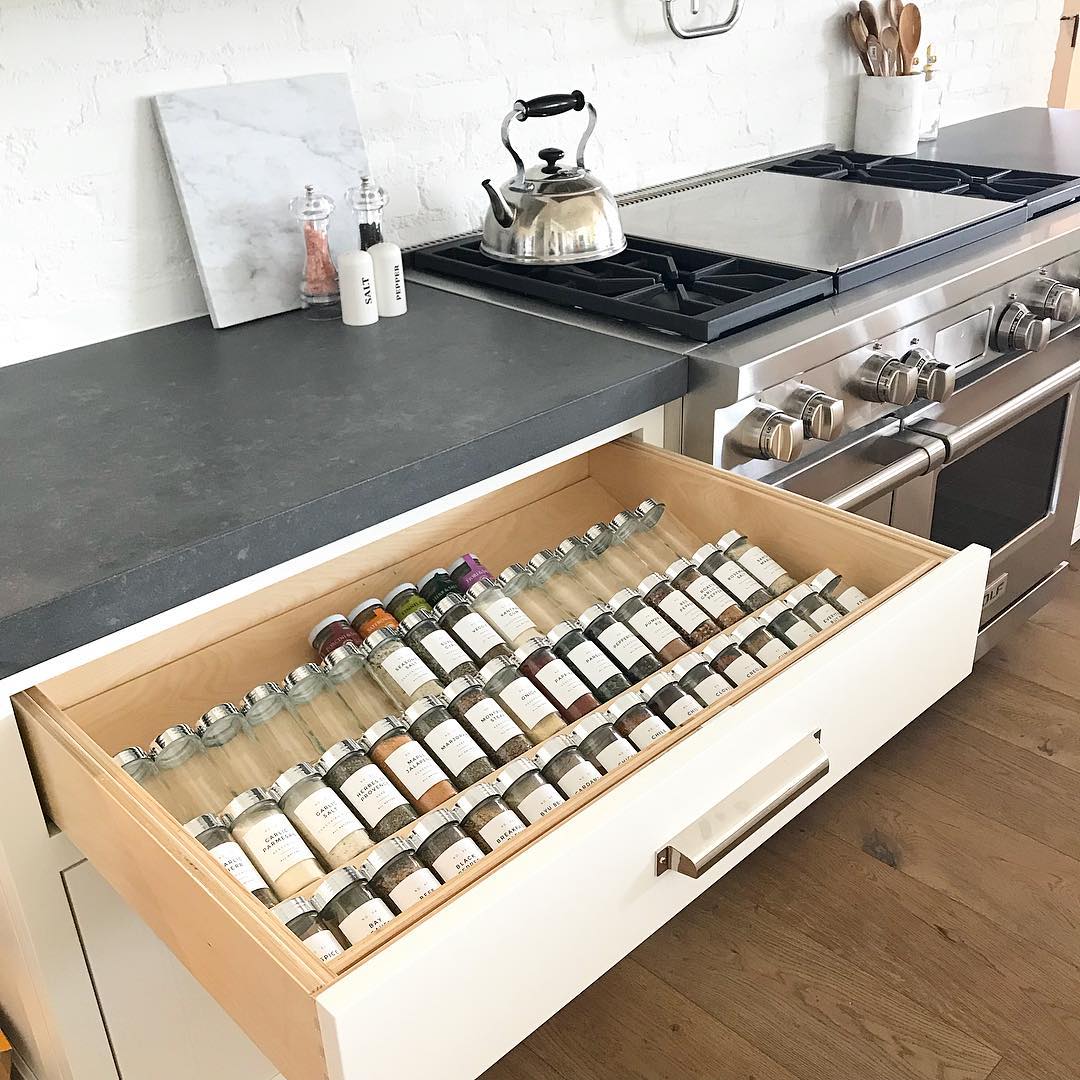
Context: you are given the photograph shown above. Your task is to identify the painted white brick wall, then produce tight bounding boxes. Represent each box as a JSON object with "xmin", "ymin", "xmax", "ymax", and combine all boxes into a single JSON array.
[{"xmin": 0, "ymin": 0, "xmax": 1061, "ymax": 366}]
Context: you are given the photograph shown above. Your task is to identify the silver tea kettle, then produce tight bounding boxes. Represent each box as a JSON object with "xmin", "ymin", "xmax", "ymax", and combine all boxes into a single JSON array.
[{"xmin": 481, "ymin": 91, "xmax": 626, "ymax": 265}]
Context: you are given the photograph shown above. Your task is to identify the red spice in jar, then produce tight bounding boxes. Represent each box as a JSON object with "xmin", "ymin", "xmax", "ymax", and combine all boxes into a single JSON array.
[
  {"xmin": 514, "ymin": 637, "xmax": 600, "ymax": 723},
  {"xmin": 308, "ymin": 614, "xmax": 364, "ymax": 660}
]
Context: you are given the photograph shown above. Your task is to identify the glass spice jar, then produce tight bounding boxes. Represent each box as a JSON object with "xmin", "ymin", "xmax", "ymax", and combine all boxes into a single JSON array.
[
  {"xmin": 570, "ymin": 713, "xmax": 637, "ymax": 774},
  {"xmin": 360, "ymin": 717, "xmax": 458, "ymax": 813},
  {"xmin": 434, "ymin": 593, "xmax": 513, "ymax": 666},
  {"xmin": 718, "ymin": 531, "xmax": 798, "ymax": 597},
  {"xmin": 347, "ymin": 598, "xmax": 398, "ymax": 640},
  {"xmin": 184, "ymin": 813, "xmax": 276, "ymax": 908},
  {"xmin": 785, "ymin": 583, "xmax": 844, "ymax": 631},
  {"xmin": 634, "ymin": 498, "xmax": 709, "ymax": 562},
  {"xmin": 113, "ymin": 746, "xmax": 179, "ymax": 815},
  {"xmin": 531, "ymin": 734, "xmax": 602, "ymax": 798},
  {"xmin": 383, "ymin": 583, "xmax": 434, "ymax": 623},
  {"xmin": 547, "ymin": 620, "xmax": 630, "ymax": 703},
  {"xmin": 637, "ymin": 572, "xmax": 720, "ymax": 648},
  {"xmin": 454, "ymin": 783, "xmax": 526, "ymax": 853},
  {"xmin": 728, "ymin": 617, "xmax": 791, "ymax": 667},
  {"xmin": 196, "ymin": 702, "xmax": 277, "ymax": 798},
  {"xmin": 417, "ymin": 568, "xmax": 460, "ymax": 609},
  {"xmin": 532, "ymin": 545, "xmax": 603, "ymax": 611},
  {"xmin": 270, "ymin": 763, "xmax": 371, "ymax": 870},
  {"xmin": 308, "ymin": 614, "xmax": 363, "ymax": 661},
  {"xmin": 403, "ymin": 696, "xmax": 494, "ymax": 790},
  {"xmin": 322, "ymin": 642, "xmax": 398, "ymax": 732},
  {"xmin": 399, "ymin": 610, "xmax": 479, "ymax": 683},
  {"xmin": 514, "ymin": 636, "xmax": 600, "ymax": 723},
  {"xmin": 640, "ymin": 673, "xmax": 704, "ymax": 728},
  {"xmin": 479, "ymin": 657, "xmax": 564, "ymax": 744},
  {"xmin": 579, "ymin": 604, "xmax": 663, "ymax": 682},
  {"xmin": 442, "ymin": 677, "xmax": 532, "ymax": 766},
  {"xmin": 271, "ymin": 897, "xmax": 344, "ymax": 963},
  {"xmin": 607, "ymin": 587, "xmax": 688, "ymax": 664},
  {"xmin": 497, "ymin": 563, "xmax": 574, "ymax": 634},
  {"xmin": 360, "ymin": 836, "xmax": 441, "ymax": 913},
  {"xmin": 692, "ymin": 542, "xmax": 773, "ymax": 613},
  {"xmin": 241, "ymin": 682, "xmax": 324, "ymax": 778},
  {"xmin": 223, "ymin": 788, "xmax": 324, "ymax": 898},
  {"xmin": 283, "ymin": 663, "xmax": 355, "ymax": 754},
  {"xmin": 364, "ymin": 627, "xmax": 444, "ymax": 707},
  {"xmin": 758, "ymin": 599, "xmax": 818, "ymax": 650},
  {"xmin": 312, "ymin": 865, "xmax": 395, "ymax": 945},
  {"xmin": 604, "ymin": 692, "xmax": 671, "ymax": 751},
  {"xmin": 408, "ymin": 808, "xmax": 485, "ymax": 883},
  {"xmin": 316, "ymin": 739, "xmax": 417, "ymax": 841},
  {"xmin": 699, "ymin": 634, "xmax": 765, "ymax": 687},
  {"xmin": 810, "ymin": 568, "xmax": 870, "ymax": 615},
  {"xmin": 149, "ymin": 725, "xmax": 233, "ymax": 820},
  {"xmin": 493, "ymin": 759, "xmax": 565, "ymax": 824},
  {"xmin": 671, "ymin": 655, "xmax": 733, "ymax": 707},
  {"xmin": 552, "ymin": 537, "xmax": 619, "ymax": 604},
  {"xmin": 447, "ymin": 553, "xmax": 495, "ymax": 593},
  {"xmin": 465, "ymin": 579, "xmax": 539, "ymax": 649}
]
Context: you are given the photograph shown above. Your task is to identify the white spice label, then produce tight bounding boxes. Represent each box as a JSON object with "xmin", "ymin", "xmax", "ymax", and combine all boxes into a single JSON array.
[
  {"xmin": 712, "ymin": 560, "xmax": 763, "ymax": 604},
  {"xmin": 657, "ymin": 589, "xmax": 708, "ymax": 634},
  {"xmin": 567, "ymin": 640, "xmax": 621, "ymax": 690},
  {"xmin": 737, "ymin": 546, "xmax": 789, "ymax": 589},
  {"xmin": 784, "ymin": 621, "xmax": 817, "ymax": 647},
  {"xmin": 303, "ymin": 929, "xmax": 344, "ymax": 963},
  {"xmin": 596, "ymin": 739, "xmax": 636, "ymax": 772},
  {"xmin": 626, "ymin": 713, "xmax": 670, "ymax": 750},
  {"xmin": 340, "ymin": 763, "xmax": 410, "ymax": 827},
  {"xmin": 556, "ymin": 759, "xmax": 602, "ymax": 797},
  {"xmin": 625, "ymin": 605, "xmax": 682, "ymax": 652},
  {"xmin": 723, "ymin": 652, "xmax": 765, "ymax": 684},
  {"xmin": 836, "ymin": 585, "xmax": 869, "ymax": 612},
  {"xmin": 208, "ymin": 841, "xmax": 269, "ymax": 895},
  {"xmin": 384, "ymin": 741, "xmax": 448, "ymax": 802},
  {"xmin": 478, "ymin": 809, "xmax": 526, "ymax": 849},
  {"xmin": 499, "ymin": 677, "xmax": 555, "ymax": 732},
  {"xmin": 464, "ymin": 697, "xmax": 521, "ymax": 753},
  {"xmin": 480, "ymin": 596, "xmax": 535, "ymax": 642},
  {"xmin": 663, "ymin": 695, "xmax": 703, "ymax": 727},
  {"xmin": 378, "ymin": 647, "xmax": 438, "ymax": 698},
  {"xmin": 432, "ymin": 836, "xmax": 483, "ymax": 882},
  {"xmin": 515, "ymin": 783, "xmax": 565, "ymax": 823},
  {"xmin": 425, "ymin": 718, "xmax": 487, "ymax": 775},
  {"xmin": 683, "ymin": 574, "xmax": 734, "ymax": 620},
  {"xmin": 338, "ymin": 897, "xmax": 395, "ymax": 944},
  {"xmin": 389, "ymin": 868, "xmax": 440, "ymax": 912},
  {"xmin": 451, "ymin": 611, "xmax": 506, "ymax": 658},
  {"xmin": 690, "ymin": 672, "xmax": 731, "ymax": 704},
  {"xmin": 756, "ymin": 638, "xmax": 791, "ymax": 666},
  {"xmin": 596, "ymin": 620, "xmax": 653, "ymax": 669},
  {"xmin": 241, "ymin": 812, "xmax": 314, "ymax": 881},
  {"xmin": 535, "ymin": 659, "xmax": 591, "ymax": 709},
  {"xmin": 293, "ymin": 787, "xmax": 363, "ymax": 855},
  {"xmin": 805, "ymin": 602, "xmax": 843, "ymax": 629},
  {"xmin": 420, "ymin": 628, "xmax": 472, "ymax": 673}
]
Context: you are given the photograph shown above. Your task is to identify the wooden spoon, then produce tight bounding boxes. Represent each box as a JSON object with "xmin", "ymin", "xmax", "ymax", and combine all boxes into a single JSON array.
[
  {"xmin": 885, "ymin": 0, "xmax": 903, "ymax": 29},
  {"xmin": 898, "ymin": 2, "xmax": 921, "ymax": 75},
  {"xmin": 865, "ymin": 34, "xmax": 885, "ymax": 77},
  {"xmin": 858, "ymin": 0, "xmax": 879, "ymax": 41},
  {"xmin": 880, "ymin": 25, "xmax": 900, "ymax": 76},
  {"xmin": 847, "ymin": 12, "xmax": 874, "ymax": 75}
]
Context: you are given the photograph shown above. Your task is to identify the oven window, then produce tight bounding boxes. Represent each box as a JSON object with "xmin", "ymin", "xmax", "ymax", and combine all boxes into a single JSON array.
[{"xmin": 930, "ymin": 396, "xmax": 1068, "ymax": 553}]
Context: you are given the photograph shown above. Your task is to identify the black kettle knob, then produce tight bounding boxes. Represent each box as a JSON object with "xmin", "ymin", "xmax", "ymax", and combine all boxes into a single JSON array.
[{"xmin": 538, "ymin": 147, "xmax": 565, "ymax": 175}]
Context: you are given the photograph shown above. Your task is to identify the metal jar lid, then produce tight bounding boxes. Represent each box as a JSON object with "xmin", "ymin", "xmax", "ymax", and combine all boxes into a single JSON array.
[
  {"xmin": 728, "ymin": 618, "xmax": 762, "ymax": 645},
  {"xmin": 113, "ymin": 746, "xmax": 149, "ymax": 768},
  {"xmin": 809, "ymin": 568, "xmax": 840, "ymax": 593},
  {"xmin": 530, "ymin": 733, "xmax": 578, "ymax": 771},
  {"xmin": 197, "ymin": 702, "xmax": 242, "ymax": 729},
  {"xmin": 416, "ymin": 568, "xmax": 448, "ymax": 591},
  {"xmin": 513, "ymin": 637, "xmax": 552, "ymax": 664},
  {"xmin": 149, "ymin": 724, "xmax": 198, "ymax": 757},
  {"xmin": 284, "ymin": 663, "xmax": 324, "ymax": 690},
  {"xmin": 609, "ymin": 588, "xmax": 639, "ymax": 611},
  {"xmin": 758, "ymin": 600, "xmax": 787, "ymax": 624},
  {"xmin": 195, "ymin": 703, "xmax": 243, "ymax": 744},
  {"xmin": 271, "ymin": 896, "xmax": 317, "ymax": 926},
  {"xmin": 498, "ymin": 564, "xmax": 530, "ymax": 587},
  {"xmin": 382, "ymin": 583, "xmax": 417, "ymax": 609},
  {"xmin": 569, "ymin": 712, "xmax": 611, "ymax": 744},
  {"xmin": 547, "ymin": 621, "xmax": 579, "ymax": 646},
  {"xmin": 313, "ymin": 865, "xmax": 366, "ymax": 911},
  {"xmin": 528, "ymin": 550, "xmax": 558, "ymax": 573},
  {"xmin": 443, "ymin": 676, "xmax": 483, "ymax": 703},
  {"xmin": 323, "ymin": 641, "xmax": 368, "ymax": 671},
  {"xmin": 360, "ymin": 835, "xmax": 415, "ymax": 880},
  {"xmin": 604, "ymin": 690, "xmax": 648, "ymax": 722},
  {"xmin": 360, "ymin": 716, "xmax": 408, "ymax": 753},
  {"xmin": 464, "ymin": 580, "xmax": 499, "ymax": 602},
  {"xmin": 364, "ymin": 627, "xmax": 401, "ymax": 652},
  {"xmin": 691, "ymin": 542, "xmax": 719, "ymax": 566},
  {"xmin": 479, "ymin": 656, "xmax": 515, "ymax": 683},
  {"xmin": 636, "ymin": 498, "xmax": 665, "ymax": 526},
  {"xmin": 582, "ymin": 524, "xmax": 613, "ymax": 552},
  {"xmin": 315, "ymin": 739, "xmax": 364, "ymax": 774},
  {"xmin": 447, "ymin": 556, "xmax": 469, "ymax": 578},
  {"xmin": 399, "ymin": 609, "xmax": 437, "ymax": 635},
  {"xmin": 493, "ymin": 757, "xmax": 540, "ymax": 795},
  {"xmin": 308, "ymin": 614, "xmax": 350, "ymax": 647},
  {"xmin": 269, "ymin": 763, "xmax": 320, "ymax": 801},
  {"xmin": 665, "ymin": 558, "xmax": 693, "ymax": 580},
  {"xmin": 640, "ymin": 672, "xmax": 677, "ymax": 700},
  {"xmin": 223, "ymin": 787, "xmax": 274, "ymax": 824},
  {"xmin": 717, "ymin": 530, "xmax": 744, "ymax": 551},
  {"xmin": 453, "ymin": 782, "xmax": 500, "ymax": 819},
  {"xmin": 242, "ymin": 682, "xmax": 285, "ymax": 710},
  {"xmin": 699, "ymin": 636, "xmax": 732, "ymax": 663},
  {"xmin": 407, "ymin": 807, "xmax": 459, "ymax": 849},
  {"xmin": 403, "ymin": 695, "xmax": 451, "ymax": 727},
  {"xmin": 784, "ymin": 583, "xmax": 814, "ymax": 607},
  {"xmin": 672, "ymin": 656, "xmax": 708, "ymax": 681},
  {"xmin": 579, "ymin": 604, "xmax": 611, "ymax": 629},
  {"xmin": 347, "ymin": 598, "xmax": 383, "ymax": 623},
  {"xmin": 610, "ymin": 510, "xmax": 637, "ymax": 532},
  {"xmin": 638, "ymin": 572, "xmax": 668, "ymax": 595},
  {"xmin": 433, "ymin": 593, "xmax": 467, "ymax": 618},
  {"xmin": 183, "ymin": 813, "xmax": 226, "ymax": 837}
]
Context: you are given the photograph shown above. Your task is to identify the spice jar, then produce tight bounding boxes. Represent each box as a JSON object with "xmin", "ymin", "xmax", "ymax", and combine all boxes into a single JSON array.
[
  {"xmin": 497, "ymin": 563, "xmax": 574, "ymax": 634},
  {"xmin": 360, "ymin": 836, "xmax": 441, "ymax": 913},
  {"xmin": 113, "ymin": 746, "xmax": 179, "ymax": 815},
  {"xmin": 149, "ymin": 725, "xmax": 233, "ymax": 820},
  {"xmin": 308, "ymin": 614, "xmax": 363, "ymax": 660},
  {"xmin": 547, "ymin": 621, "xmax": 630, "ymax": 703},
  {"xmin": 637, "ymin": 572, "xmax": 720, "ymax": 647},
  {"xmin": 634, "ymin": 498, "xmax": 709, "ymax": 561},
  {"xmin": 479, "ymin": 657, "xmax": 564, "ymax": 744},
  {"xmin": 493, "ymin": 759, "xmax": 565, "ymax": 824},
  {"xmin": 312, "ymin": 865, "xmax": 395, "ymax": 945},
  {"xmin": 692, "ymin": 543, "xmax": 772, "ymax": 613},
  {"xmin": 810, "ymin": 568, "xmax": 869, "ymax": 614},
  {"xmin": 728, "ymin": 617, "xmax": 791, "ymax": 667},
  {"xmin": 284, "ymin": 663, "xmax": 355, "ymax": 753},
  {"xmin": 364, "ymin": 627, "xmax": 444, "ymax": 706},
  {"xmin": 347, "ymin": 598, "xmax": 398, "ymax": 640},
  {"xmin": 443, "ymin": 677, "xmax": 532, "ymax": 766},
  {"xmin": 607, "ymin": 587, "xmax": 688, "ymax": 663},
  {"xmin": 718, "ymin": 531, "xmax": 798, "ymax": 596},
  {"xmin": 271, "ymin": 897, "xmax": 344, "ymax": 962},
  {"xmin": 382, "ymin": 583, "xmax": 434, "ymax": 623},
  {"xmin": 552, "ymin": 538, "xmax": 621, "ymax": 606},
  {"xmin": 530, "ymin": 547, "xmax": 605, "ymax": 618},
  {"xmin": 448, "ymin": 553, "xmax": 495, "ymax": 593},
  {"xmin": 404, "ymin": 696, "xmax": 494, "ymax": 790},
  {"xmin": 408, "ymin": 807, "xmax": 485, "ymax": 883},
  {"xmin": 434, "ymin": 593, "xmax": 512, "ymax": 666},
  {"xmin": 241, "ymin": 682, "xmax": 324, "ymax": 778},
  {"xmin": 786, "ymin": 583, "xmax": 844, "ymax": 631},
  {"xmin": 322, "ymin": 642, "xmax": 398, "ymax": 732},
  {"xmin": 196, "ymin": 703, "xmax": 276, "ymax": 797},
  {"xmin": 224, "ymin": 788, "xmax": 323, "ymax": 898},
  {"xmin": 579, "ymin": 604, "xmax": 663, "ymax": 682},
  {"xmin": 360, "ymin": 717, "xmax": 457, "ymax": 813},
  {"xmin": 317, "ymin": 739, "xmax": 417, "ymax": 840},
  {"xmin": 605, "ymin": 692, "xmax": 671, "ymax": 751},
  {"xmin": 672, "ymin": 655, "xmax": 732, "ymax": 706},
  {"xmin": 514, "ymin": 636, "xmax": 600, "ymax": 723},
  {"xmin": 700, "ymin": 634, "xmax": 765, "ymax": 687},
  {"xmin": 465, "ymin": 579, "xmax": 539, "ymax": 649},
  {"xmin": 184, "ymin": 813, "xmax": 275, "ymax": 908},
  {"xmin": 640, "ymin": 673, "xmax": 704, "ymax": 728},
  {"xmin": 570, "ymin": 713, "xmax": 637, "ymax": 774},
  {"xmin": 758, "ymin": 599, "xmax": 818, "ymax": 650},
  {"xmin": 454, "ymin": 783, "xmax": 526, "ymax": 852},
  {"xmin": 270, "ymin": 763, "xmax": 371, "ymax": 870},
  {"xmin": 531, "ymin": 734, "xmax": 602, "ymax": 797},
  {"xmin": 399, "ymin": 610, "xmax": 478, "ymax": 683}
]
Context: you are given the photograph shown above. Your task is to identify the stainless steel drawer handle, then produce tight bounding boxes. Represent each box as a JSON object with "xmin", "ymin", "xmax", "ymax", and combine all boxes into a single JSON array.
[{"xmin": 655, "ymin": 735, "xmax": 829, "ymax": 878}]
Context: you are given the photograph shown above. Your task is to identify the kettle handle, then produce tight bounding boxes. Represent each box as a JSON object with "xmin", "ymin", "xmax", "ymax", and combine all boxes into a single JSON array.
[{"xmin": 501, "ymin": 90, "xmax": 599, "ymax": 190}]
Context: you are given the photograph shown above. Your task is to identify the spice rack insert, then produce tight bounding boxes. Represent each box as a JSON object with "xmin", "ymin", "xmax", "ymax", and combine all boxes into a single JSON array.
[{"xmin": 16, "ymin": 440, "xmax": 972, "ymax": 1080}]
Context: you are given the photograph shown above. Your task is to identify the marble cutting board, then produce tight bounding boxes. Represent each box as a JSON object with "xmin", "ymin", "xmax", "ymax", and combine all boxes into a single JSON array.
[{"xmin": 154, "ymin": 73, "xmax": 369, "ymax": 328}]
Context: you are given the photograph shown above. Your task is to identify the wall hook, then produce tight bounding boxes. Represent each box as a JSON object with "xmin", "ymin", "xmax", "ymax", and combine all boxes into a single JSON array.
[{"xmin": 661, "ymin": 0, "xmax": 744, "ymax": 39}]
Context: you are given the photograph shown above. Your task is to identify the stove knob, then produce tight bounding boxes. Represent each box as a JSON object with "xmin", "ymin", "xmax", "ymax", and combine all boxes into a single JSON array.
[
  {"xmin": 786, "ymin": 384, "xmax": 845, "ymax": 441},
  {"xmin": 734, "ymin": 406, "xmax": 804, "ymax": 462},
  {"xmin": 901, "ymin": 346, "xmax": 956, "ymax": 404},
  {"xmin": 857, "ymin": 352, "xmax": 919, "ymax": 406},
  {"xmin": 1031, "ymin": 280, "xmax": 1080, "ymax": 323},
  {"xmin": 995, "ymin": 302, "xmax": 1052, "ymax": 354}
]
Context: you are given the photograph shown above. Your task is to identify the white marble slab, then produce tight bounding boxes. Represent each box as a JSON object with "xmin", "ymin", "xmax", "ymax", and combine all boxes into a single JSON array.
[{"xmin": 154, "ymin": 74, "xmax": 368, "ymax": 328}]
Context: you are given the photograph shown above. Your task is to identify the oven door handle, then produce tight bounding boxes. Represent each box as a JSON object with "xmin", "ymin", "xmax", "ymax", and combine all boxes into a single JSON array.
[{"xmin": 823, "ymin": 432, "xmax": 947, "ymax": 513}]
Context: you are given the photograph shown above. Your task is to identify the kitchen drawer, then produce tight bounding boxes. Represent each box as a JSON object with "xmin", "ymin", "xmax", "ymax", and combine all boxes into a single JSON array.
[{"xmin": 13, "ymin": 439, "xmax": 989, "ymax": 1080}]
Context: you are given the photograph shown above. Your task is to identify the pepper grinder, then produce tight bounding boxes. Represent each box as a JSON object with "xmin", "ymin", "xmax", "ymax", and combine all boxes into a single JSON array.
[
  {"xmin": 344, "ymin": 176, "xmax": 388, "ymax": 251},
  {"xmin": 345, "ymin": 175, "xmax": 407, "ymax": 319},
  {"xmin": 289, "ymin": 184, "xmax": 341, "ymax": 320}
]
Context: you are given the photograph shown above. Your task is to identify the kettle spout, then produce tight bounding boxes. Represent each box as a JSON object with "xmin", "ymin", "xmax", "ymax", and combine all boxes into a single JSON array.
[{"xmin": 482, "ymin": 180, "xmax": 514, "ymax": 229}]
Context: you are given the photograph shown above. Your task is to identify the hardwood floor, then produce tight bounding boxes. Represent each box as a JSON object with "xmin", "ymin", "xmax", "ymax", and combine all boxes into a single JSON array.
[{"xmin": 484, "ymin": 561, "xmax": 1080, "ymax": 1080}]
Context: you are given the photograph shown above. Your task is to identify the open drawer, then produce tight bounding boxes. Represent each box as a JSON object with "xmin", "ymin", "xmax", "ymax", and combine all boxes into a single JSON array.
[{"xmin": 13, "ymin": 439, "xmax": 989, "ymax": 1080}]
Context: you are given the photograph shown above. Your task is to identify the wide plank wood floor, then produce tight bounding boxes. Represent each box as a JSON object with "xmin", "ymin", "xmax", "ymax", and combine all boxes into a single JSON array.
[{"xmin": 484, "ymin": 557, "xmax": 1080, "ymax": 1080}]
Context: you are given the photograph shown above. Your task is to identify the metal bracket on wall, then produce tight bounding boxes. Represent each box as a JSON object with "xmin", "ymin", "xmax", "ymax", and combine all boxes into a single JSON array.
[{"xmin": 661, "ymin": 0, "xmax": 744, "ymax": 39}]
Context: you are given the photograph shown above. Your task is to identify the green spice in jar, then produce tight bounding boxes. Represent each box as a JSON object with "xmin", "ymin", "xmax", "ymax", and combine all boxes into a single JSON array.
[
  {"xmin": 312, "ymin": 865, "xmax": 395, "ymax": 945},
  {"xmin": 316, "ymin": 739, "xmax": 417, "ymax": 840},
  {"xmin": 810, "ymin": 568, "xmax": 870, "ymax": 615},
  {"xmin": 434, "ymin": 593, "xmax": 513, "ymax": 666},
  {"xmin": 360, "ymin": 836, "xmax": 441, "ymax": 913},
  {"xmin": 570, "ymin": 713, "xmax": 637, "ymax": 774},
  {"xmin": 408, "ymin": 807, "xmax": 485, "ymax": 883},
  {"xmin": 271, "ymin": 897, "xmax": 344, "ymax": 962},
  {"xmin": 718, "ymin": 531, "xmax": 798, "ymax": 596},
  {"xmin": 184, "ymin": 813, "xmax": 276, "ymax": 908},
  {"xmin": 417, "ymin": 567, "xmax": 460, "ymax": 609},
  {"xmin": 360, "ymin": 717, "xmax": 458, "ymax": 813},
  {"xmin": 403, "ymin": 696, "xmax": 495, "ymax": 789},
  {"xmin": 493, "ymin": 759, "xmax": 565, "ymax": 823},
  {"xmin": 383, "ymin": 582, "xmax": 435, "ymax": 623},
  {"xmin": 364, "ymin": 627, "xmax": 444, "ymax": 706},
  {"xmin": 531, "ymin": 733, "xmax": 602, "ymax": 798},
  {"xmin": 480, "ymin": 656, "xmax": 564, "ymax": 744},
  {"xmin": 454, "ymin": 782, "xmax": 527, "ymax": 852},
  {"xmin": 785, "ymin": 583, "xmax": 844, "ymax": 631},
  {"xmin": 604, "ymin": 691, "xmax": 671, "ymax": 751},
  {"xmin": 399, "ymin": 610, "xmax": 479, "ymax": 683},
  {"xmin": 443, "ymin": 677, "xmax": 532, "ymax": 766}
]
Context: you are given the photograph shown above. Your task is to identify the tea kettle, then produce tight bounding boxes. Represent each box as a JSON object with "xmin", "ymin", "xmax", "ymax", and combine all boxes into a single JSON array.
[{"xmin": 481, "ymin": 91, "xmax": 626, "ymax": 265}]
